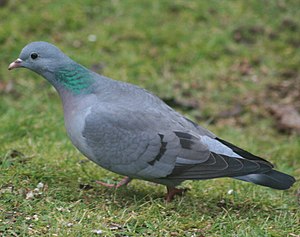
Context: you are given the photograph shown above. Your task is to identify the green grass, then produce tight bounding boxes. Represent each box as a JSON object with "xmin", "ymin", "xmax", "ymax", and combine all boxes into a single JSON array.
[{"xmin": 1, "ymin": 0, "xmax": 299, "ymax": 236}]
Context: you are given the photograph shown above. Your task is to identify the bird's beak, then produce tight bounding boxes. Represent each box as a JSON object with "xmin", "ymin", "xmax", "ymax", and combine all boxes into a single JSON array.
[{"xmin": 8, "ymin": 58, "xmax": 23, "ymax": 70}]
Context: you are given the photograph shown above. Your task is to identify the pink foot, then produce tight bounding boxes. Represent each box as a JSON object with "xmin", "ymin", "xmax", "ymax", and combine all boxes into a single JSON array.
[
  {"xmin": 95, "ymin": 176, "xmax": 132, "ymax": 188},
  {"xmin": 165, "ymin": 186, "xmax": 189, "ymax": 202}
]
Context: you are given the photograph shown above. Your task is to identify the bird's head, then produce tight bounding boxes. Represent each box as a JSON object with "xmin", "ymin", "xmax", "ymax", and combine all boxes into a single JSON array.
[
  {"xmin": 8, "ymin": 41, "xmax": 70, "ymax": 75},
  {"xmin": 9, "ymin": 41, "xmax": 94, "ymax": 95}
]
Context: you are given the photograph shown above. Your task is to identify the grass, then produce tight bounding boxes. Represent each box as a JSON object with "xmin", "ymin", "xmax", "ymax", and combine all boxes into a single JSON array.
[{"xmin": 1, "ymin": 0, "xmax": 300, "ymax": 236}]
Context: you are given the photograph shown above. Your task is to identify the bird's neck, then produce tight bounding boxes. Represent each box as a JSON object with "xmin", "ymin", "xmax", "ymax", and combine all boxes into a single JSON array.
[{"xmin": 48, "ymin": 63, "xmax": 96, "ymax": 95}]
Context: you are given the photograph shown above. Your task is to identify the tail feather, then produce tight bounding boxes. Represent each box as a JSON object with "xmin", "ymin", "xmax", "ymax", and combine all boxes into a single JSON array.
[{"xmin": 234, "ymin": 170, "xmax": 296, "ymax": 190}]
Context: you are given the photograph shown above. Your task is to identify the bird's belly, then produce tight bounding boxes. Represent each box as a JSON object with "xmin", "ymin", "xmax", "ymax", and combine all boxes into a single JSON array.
[{"xmin": 64, "ymin": 107, "xmax": 95, "ymax": 161}]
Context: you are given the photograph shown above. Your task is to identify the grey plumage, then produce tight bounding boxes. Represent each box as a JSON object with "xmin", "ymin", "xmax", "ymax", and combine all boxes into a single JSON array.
[{"xmin": 8, "ymin": 42, "xmax": 296, "ymax": 200}]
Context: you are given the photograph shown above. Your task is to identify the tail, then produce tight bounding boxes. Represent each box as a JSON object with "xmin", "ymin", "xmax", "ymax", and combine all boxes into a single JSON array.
[
  {"xmin": 215, "ymin": 138, "xmax": 296, "ymax": 190},
  {"xmin": 234, "ymin": 170, "xmax": 296, "ymax": 190}
]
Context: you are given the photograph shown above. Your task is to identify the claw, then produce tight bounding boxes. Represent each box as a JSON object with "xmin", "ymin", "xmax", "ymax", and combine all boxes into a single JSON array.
[
  {"xmin": 165, "ymin": 186, "xmax": 189, "ymax": 202},
  {"xmin": 95, "ymin": 176, "xmax": 132, "ymax": 188}
]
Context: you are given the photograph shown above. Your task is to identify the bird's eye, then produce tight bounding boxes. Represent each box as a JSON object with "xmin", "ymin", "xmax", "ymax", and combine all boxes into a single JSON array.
[{"xmin": 30, "ymin": 53, "xmax": 38, "ymax": 60}]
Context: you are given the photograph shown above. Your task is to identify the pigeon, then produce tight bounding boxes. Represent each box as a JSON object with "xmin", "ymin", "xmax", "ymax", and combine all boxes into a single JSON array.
[{"xmin": 8, "ymin": 42, "xmax": 296, "ymax": 201}]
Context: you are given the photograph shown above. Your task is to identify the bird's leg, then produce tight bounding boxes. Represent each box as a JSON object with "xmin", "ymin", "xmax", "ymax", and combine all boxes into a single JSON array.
[
  {"xmin": 165, "ymin": 186, "xmax": 189, "ymax": 202},
  {"xmin": 95, "ymin": 176, "xmax": 132, "ymax": 188},
  {"xmin": 115, "ymin": 176, "xmax": 132, "ymax": 188}
]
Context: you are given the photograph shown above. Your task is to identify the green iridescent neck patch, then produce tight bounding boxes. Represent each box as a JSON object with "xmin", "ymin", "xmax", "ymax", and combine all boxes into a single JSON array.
[{"xmin": 55, "ymin": 64, "xmax": 94, "ymax": 94}]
